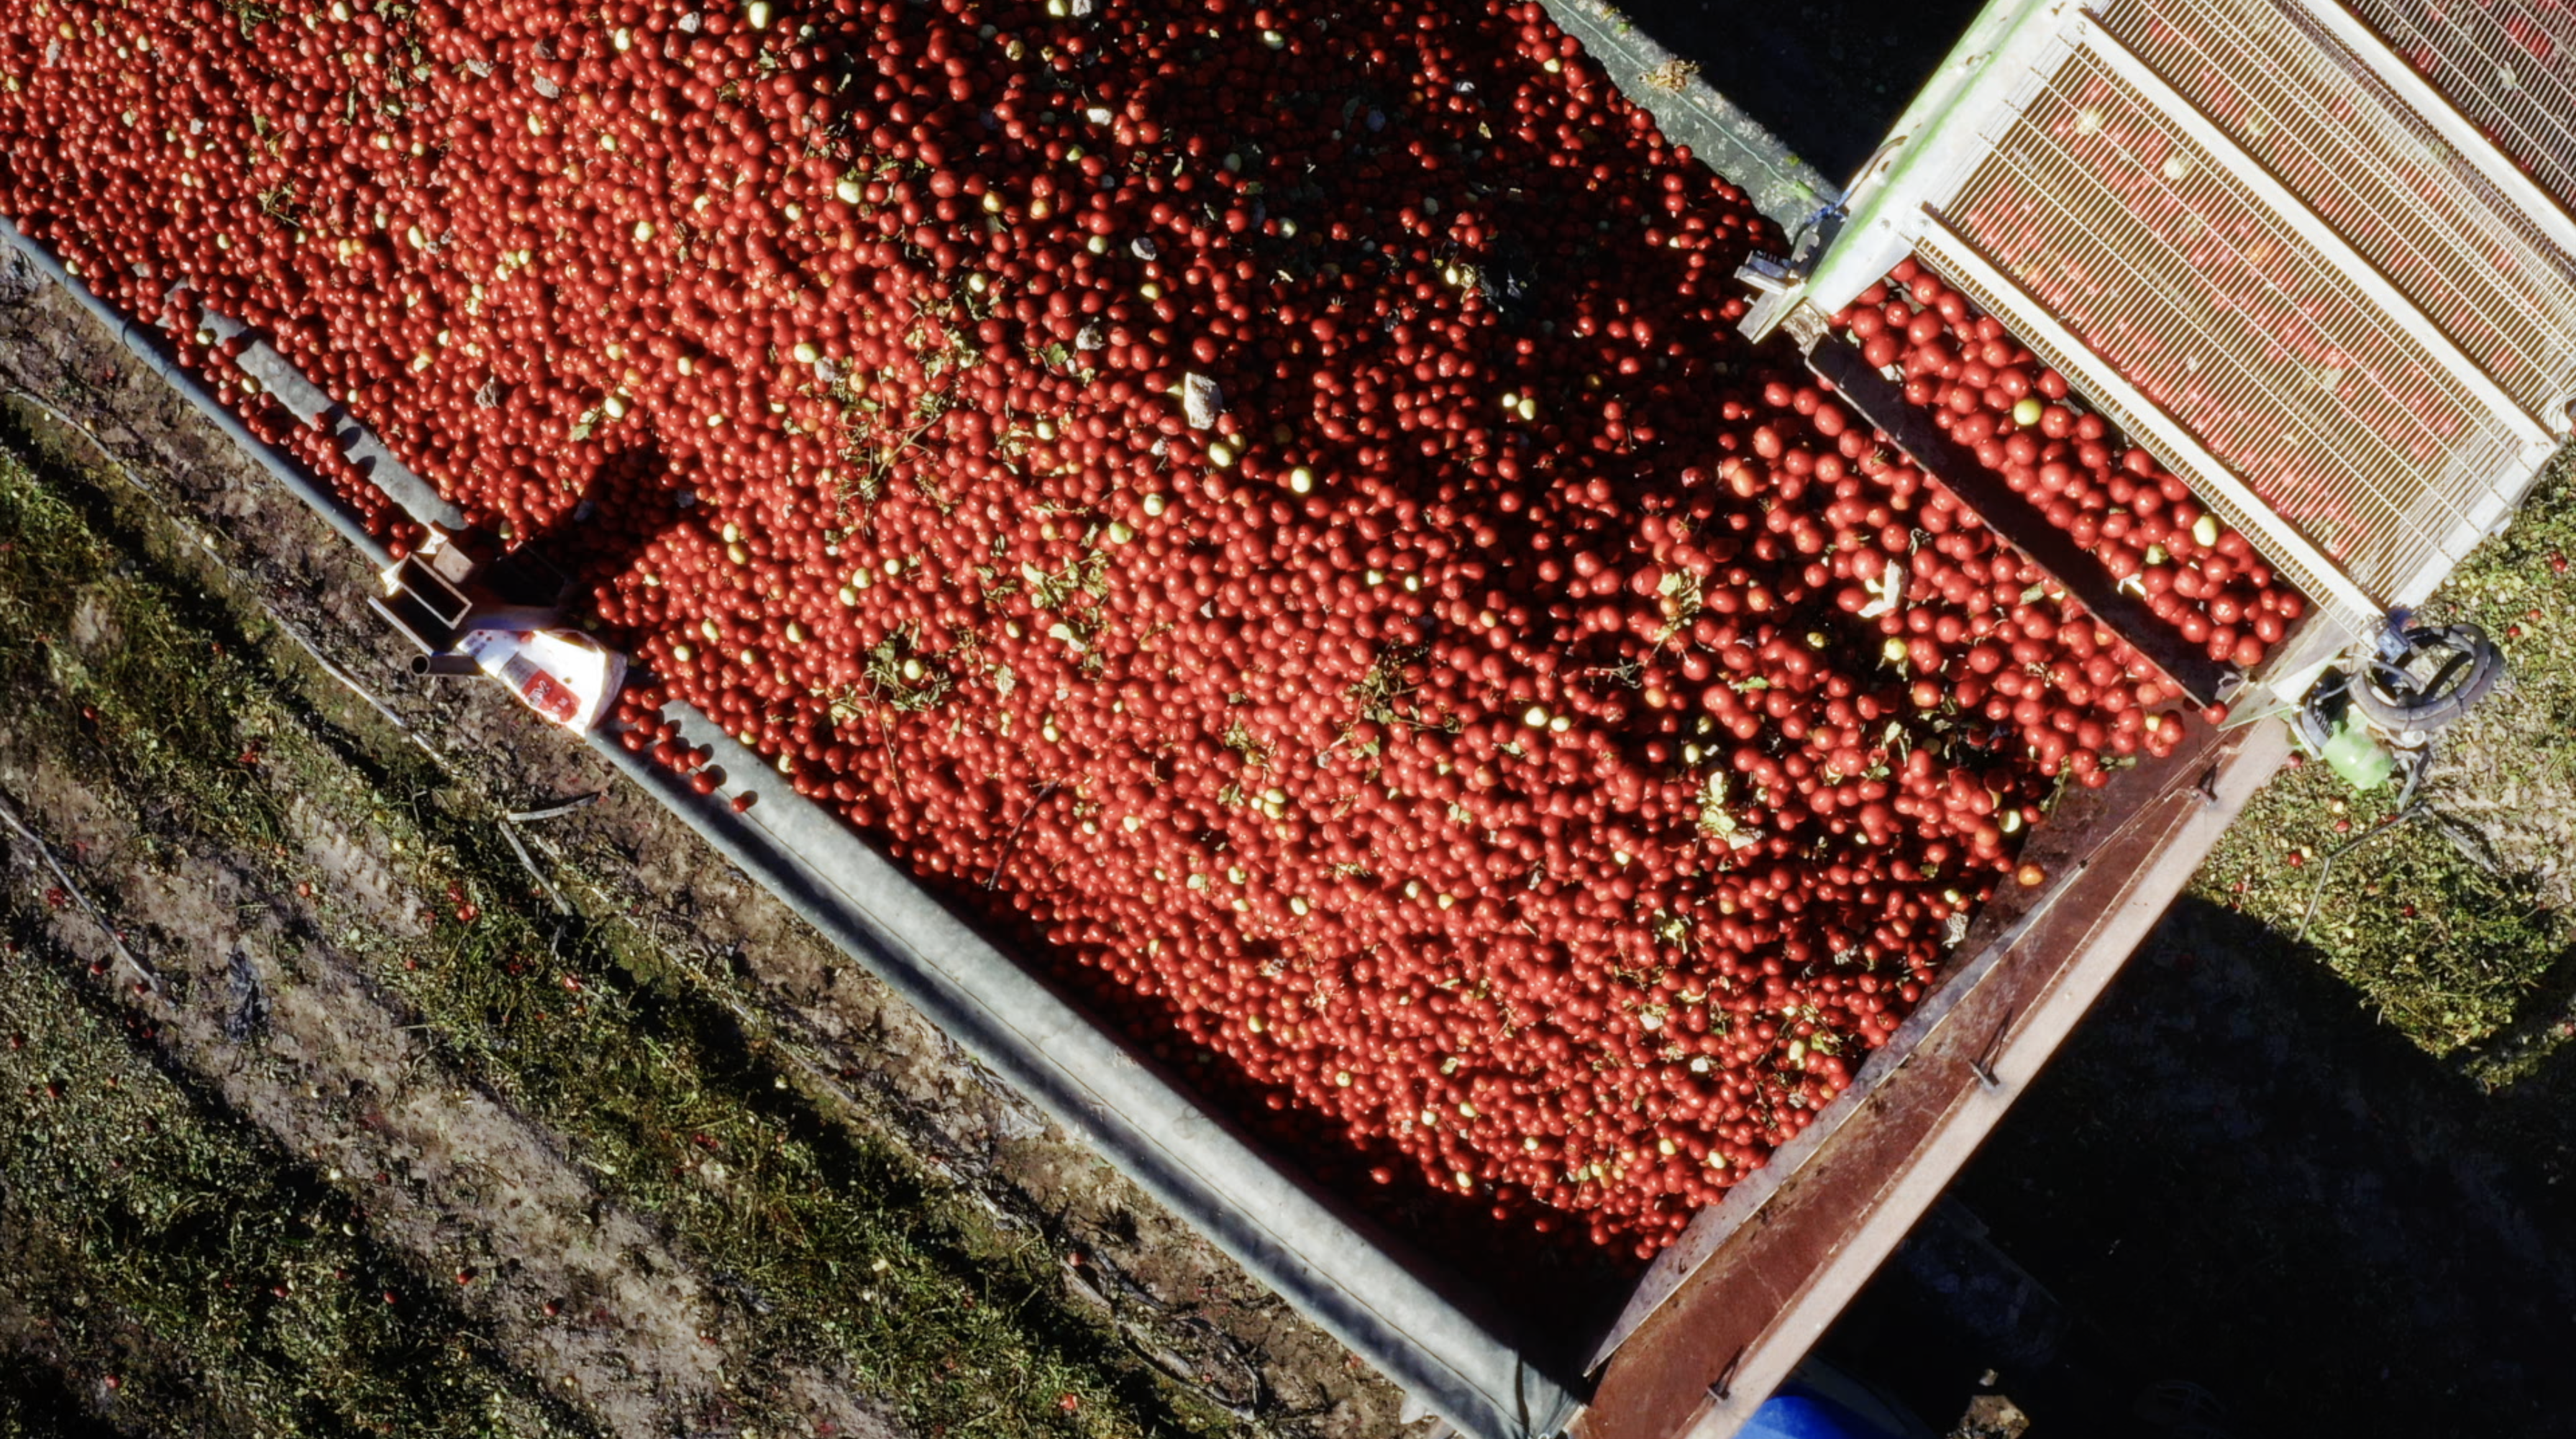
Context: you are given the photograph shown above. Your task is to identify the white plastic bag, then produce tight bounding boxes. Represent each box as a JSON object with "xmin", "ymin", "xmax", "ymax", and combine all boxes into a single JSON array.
[{"xmin": 456, "ymin": 627, "xmax": 626, "ymax": 731}]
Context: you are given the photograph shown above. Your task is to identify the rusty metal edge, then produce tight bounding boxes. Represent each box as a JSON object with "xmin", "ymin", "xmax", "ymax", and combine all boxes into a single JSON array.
[
  {"xmin": 1584, "ymin": 703, "xmax": 2244, "ymax": 1370},
  {"xmin": 1668, "ymin": 718, "xmax": 2290, "ymax": 1438},
  {"xmin": 1580, "ymin": 732, "xmax": 2150, "ymax": 1371},
  {"xmin": 1571, "ymin": 717, "xmax": 2289, "ymax": 1439}
]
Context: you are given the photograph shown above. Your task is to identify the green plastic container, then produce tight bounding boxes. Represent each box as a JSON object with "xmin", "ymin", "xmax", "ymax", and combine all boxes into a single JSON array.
[{"xmin": 2319, "ymin": 713, "xmax": 2395, "ymax": 791}]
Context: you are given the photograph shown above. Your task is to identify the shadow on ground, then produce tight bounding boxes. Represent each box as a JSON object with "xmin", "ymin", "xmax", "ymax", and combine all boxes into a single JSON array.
[
  {"xmin": 1821, "ymin": 895, "xmax": 2576, "ymax": 1437},
  {"xmin": 1588, "ymin": 0, "xmax": 1991, "ymax": 181},
  {"xmin": 0, "ymin": 1358, "xmax": 119, "ymax": 1438}
]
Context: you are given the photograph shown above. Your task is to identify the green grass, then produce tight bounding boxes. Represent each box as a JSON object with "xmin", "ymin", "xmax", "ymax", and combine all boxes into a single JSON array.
[
  {"xmin": 0, "ymin": 420, "xmax": 1239, "ymax": 1435},
  {"xmin": 2194, "ymin": 449, "xmax": 2576, "ymax": 1081},
  {"xmin": 0, "ymin": 898, "xmax": 580, "ymax": 1435}
]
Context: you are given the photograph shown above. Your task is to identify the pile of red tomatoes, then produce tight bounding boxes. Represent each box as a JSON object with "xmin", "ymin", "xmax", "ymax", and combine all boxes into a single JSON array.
[
  {"xmin": 1835, "ymin": 259, "xmax": 2307, "ymax": 680},
  {"xmin": 0, "ymin": 0, "xmax": 2289, "ymax": 1259}
]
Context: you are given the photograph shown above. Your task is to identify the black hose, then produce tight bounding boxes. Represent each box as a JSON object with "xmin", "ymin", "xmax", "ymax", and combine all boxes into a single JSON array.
[{"xmin": 2349, "ymin": 623, "xmax": 2504, "ymax": 732}]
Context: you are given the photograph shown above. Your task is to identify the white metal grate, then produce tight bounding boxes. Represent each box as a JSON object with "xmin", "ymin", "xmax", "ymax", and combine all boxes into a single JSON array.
[
  {"xmin": 1941, "ymin": 46, "xmax": 2530, "ymax": 612},
  {"xmin": 2339, "ymin": 0, "xmax": 2576, "ymax": 216},
  {"xmin": 2101, "ymin": 0, "xmax": 2576, "ymax": 424},
  {"xmin": 1791, "ymin": 0, "xmax": 2576, "ymax": 644},
  {"xmin": 1917, "ymin": 221, "xmax": 2383, "ymax": 631}
]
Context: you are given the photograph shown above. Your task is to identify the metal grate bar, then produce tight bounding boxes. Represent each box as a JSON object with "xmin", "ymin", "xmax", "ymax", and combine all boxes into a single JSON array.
[
  {"xmin": 2290, "ymin": 0, "xmax": 2576, "ymax": 262},
  {"xmin": 1944, "ymin": 49, "xmax": 2531, "ymax": 606},
  {"xmin": 2076, "ymin": 12, "xmax": 2554, "ymax": 440},
  {"xmin": 2337, "ymin": 0, "xmax": 2576, "ymax": 217},
  {"xmin": 2100, "ymin": 0, "xmax": 2576, "ymax": 425},
  {"xmin": 1952, "ymin": 113, "xmax": 2431, "ymax": 572},
  {"xmin": 1917, "ymin": 214, "xmax": 2383, "ymax": 631}
]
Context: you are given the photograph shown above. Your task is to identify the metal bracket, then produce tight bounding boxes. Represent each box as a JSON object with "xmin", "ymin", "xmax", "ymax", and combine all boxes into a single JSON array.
[
  {"xmin": 1968, "ymin": 1004, "xmax": 2019, "ymax": 1090},
  {"xmin": 368, "ymin": 526, "xmax": 569, "ymax": 659},
  {"xmin": 1778, "ymin": 303, "xmax": 1830, "ymax": 350},
  {"xmin": 1786, "ymin": 204, "xmax": 1843, "ymax": 276},
  {"xmin": 1733, "ymin": 252, "xmax": 1799, "ymax": 296},
  {"xmin": 1736, "ymin": 287, "xmax": 1807, "ymax": 344},
  {"xmin": 1705, "ymin": 1347, "xmax": 1745, "ymax": 1404}
]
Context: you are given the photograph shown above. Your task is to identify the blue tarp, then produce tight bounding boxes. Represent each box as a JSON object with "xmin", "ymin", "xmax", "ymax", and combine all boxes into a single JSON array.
[{"xmin": 1740, "ymin": 1387, "xmax": 1911, "ymax": 1439}]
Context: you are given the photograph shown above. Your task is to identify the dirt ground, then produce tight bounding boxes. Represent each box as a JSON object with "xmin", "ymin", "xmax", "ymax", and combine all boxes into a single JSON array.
[{"xmin": 0, "ymin": 246, "xmax": 1414, "ymax": 1434}]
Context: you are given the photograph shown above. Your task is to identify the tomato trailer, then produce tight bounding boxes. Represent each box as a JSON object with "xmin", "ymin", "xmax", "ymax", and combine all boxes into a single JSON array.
[{"xmin": 2, "ymin": 0, "xmax": 2571, "ymax": 1435}]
